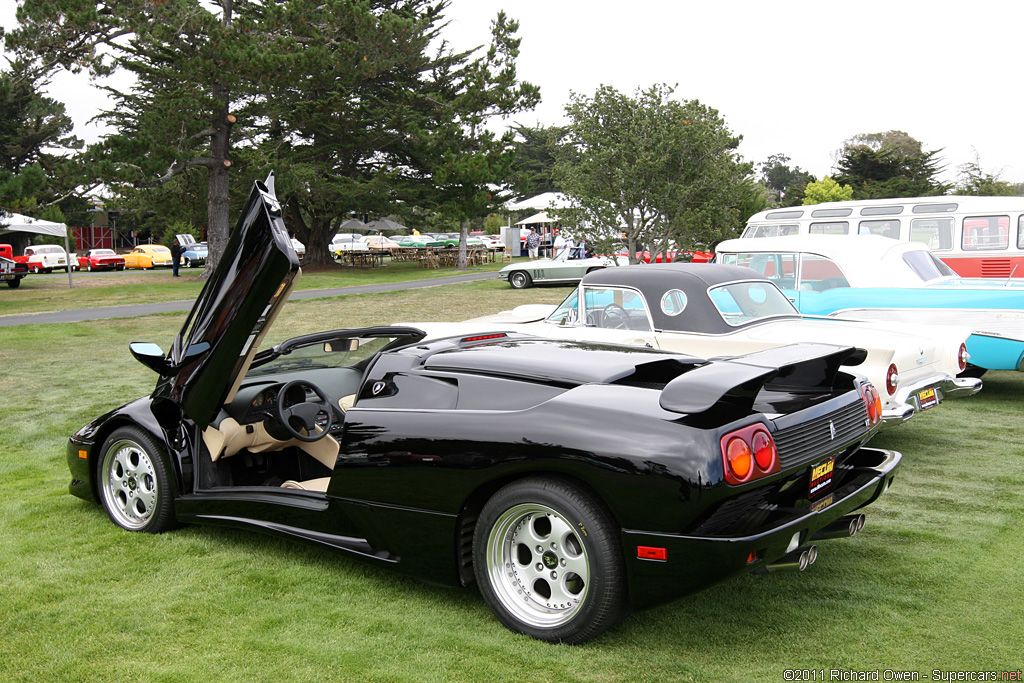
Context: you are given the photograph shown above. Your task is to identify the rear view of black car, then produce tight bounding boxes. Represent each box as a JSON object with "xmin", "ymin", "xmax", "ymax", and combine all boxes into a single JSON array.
[{"xmin": 66, "ymin": 175, "xmax": 901, "ymax": 644}]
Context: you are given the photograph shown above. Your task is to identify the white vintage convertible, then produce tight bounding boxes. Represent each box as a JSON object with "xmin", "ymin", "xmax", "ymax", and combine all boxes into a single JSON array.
[{"xmin": 406, "ymin": 263, "xmax": 983, "ymax": 425}]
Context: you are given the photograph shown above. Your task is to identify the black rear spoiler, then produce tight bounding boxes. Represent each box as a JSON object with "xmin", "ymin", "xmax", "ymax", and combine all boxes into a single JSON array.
[{"xmin": 659, "ymin": 343, "xmax": 867, "ymax": 415}]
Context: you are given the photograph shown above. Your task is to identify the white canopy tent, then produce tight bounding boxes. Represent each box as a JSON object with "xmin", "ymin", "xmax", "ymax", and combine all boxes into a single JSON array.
[
  {"xmin": 0, "ymin": 211, "xmax": 75, "ymax": 287},
  {"xmin": 505, "ymin": 192, "xmax": 569, "ymax": 212},
  {"xmin": 515, "ymin": 211, "xmax": 554, "ymax": 226}
]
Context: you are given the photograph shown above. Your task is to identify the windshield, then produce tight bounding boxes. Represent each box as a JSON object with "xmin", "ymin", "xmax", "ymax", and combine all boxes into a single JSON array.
[
  {"xmin": 902, "ymin": 250, "xmax": 957, "ymax": 282},
  {"xmin": 248, "ymin": 335, "xmax": 395, "ymax": 377},
  {"xmin": 545, "ymin": 286, "xmax": 652, "ymax": 331},
  {"xmin": 708, "ymin": 280, "xmax": 799, "ymax": 326},
  {"xmin": 547, "ymin": 290, "xmax": 581, "ymax": 324}
]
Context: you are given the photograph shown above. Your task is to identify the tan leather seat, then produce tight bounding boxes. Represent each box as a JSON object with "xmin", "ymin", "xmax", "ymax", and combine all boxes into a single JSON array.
[{"xmin": 280, "ymin": 477, "xmax": 331, "ymax": 492}]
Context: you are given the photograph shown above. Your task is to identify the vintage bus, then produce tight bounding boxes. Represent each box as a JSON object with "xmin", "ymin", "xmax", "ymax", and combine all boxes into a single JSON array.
[{"xmin": 741, "ymin": 196, "xmax": 1024, "ymax": 278}]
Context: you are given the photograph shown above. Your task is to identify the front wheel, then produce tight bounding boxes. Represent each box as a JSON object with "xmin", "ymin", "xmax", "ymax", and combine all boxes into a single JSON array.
[
  {"xmin": 7, "ymin": 278, "xmax": 21, "ymax": 288},
  {"xmin": 508, "ymin": 271, "xmax": 532, "ymax": 289},
  {"xmin": 184, "ymin": 258, "xmax": 192, "ymax": 268},
  {"xmin": 473, "ymin": 478, "xmax": 627, "ymax": 644},
  {"xmin": 98, "ymin": 426, "xmax": 178, "ymax": 533}
]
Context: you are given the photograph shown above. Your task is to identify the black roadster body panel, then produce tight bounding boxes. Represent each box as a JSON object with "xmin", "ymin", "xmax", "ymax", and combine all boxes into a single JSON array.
[{"xmin": 67, "ymin": 176, "xmax": 902, "ymax": 641}]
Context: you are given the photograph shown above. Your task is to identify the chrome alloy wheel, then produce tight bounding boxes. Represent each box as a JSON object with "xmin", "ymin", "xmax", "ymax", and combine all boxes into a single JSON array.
[
  {"xmin": 485, "ymin": 503, "xmax": 590, "ymax": 629},
  {"xmin": 101, "ymin": 438, "xmax": 160, "ymax": 530}
]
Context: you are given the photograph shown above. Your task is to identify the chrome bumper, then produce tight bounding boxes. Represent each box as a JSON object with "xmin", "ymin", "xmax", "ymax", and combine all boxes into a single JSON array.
[{"xmin": 882, "ymin": 375, "xmax": 983, "ymax": 425}]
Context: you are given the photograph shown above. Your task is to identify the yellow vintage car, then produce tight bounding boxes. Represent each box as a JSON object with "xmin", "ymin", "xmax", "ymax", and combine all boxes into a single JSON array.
[{"xmin": 123, "ymin": 244, "xmax": 173, "ymax": 269}]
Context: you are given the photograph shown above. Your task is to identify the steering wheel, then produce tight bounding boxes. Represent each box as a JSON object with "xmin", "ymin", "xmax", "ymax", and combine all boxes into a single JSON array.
[
  {"xmin": 275, "ymin": 380, "xmax": 335, "ymax": 442},
  {"xmin": 602, "ymin": 303, "xmax": 630, "ymax": 329}
]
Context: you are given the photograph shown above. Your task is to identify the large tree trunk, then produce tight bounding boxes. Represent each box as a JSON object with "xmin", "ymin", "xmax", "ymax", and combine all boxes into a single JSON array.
[
  {"xmin": 201, "ymin": 2, "xmax": 234, "ymax": 279},
  {"xmin": 204, "ymin": 97, "xmax": 231, "ymax": 278},
  {"xmin": 303, "ymin": 220, "xmax": 335, "ymax": 268},
  {"xmin": 457, "ymin": 219, "xmax": 471, "ymax": 270}
]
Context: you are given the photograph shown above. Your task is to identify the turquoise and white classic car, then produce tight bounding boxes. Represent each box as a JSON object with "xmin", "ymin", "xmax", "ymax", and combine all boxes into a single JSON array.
[{"xmin": 716, "ymin": 235, "xmax": 1024, "ymax": 376}]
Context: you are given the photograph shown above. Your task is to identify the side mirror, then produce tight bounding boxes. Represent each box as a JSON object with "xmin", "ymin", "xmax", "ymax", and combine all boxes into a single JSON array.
[
  {"xmin": 129, "ymin": 341, "xmax": 211, "ymax": 375},
  {"xmin": 130, "ymin": 342, "xmax": 171, "ymax": 375}
]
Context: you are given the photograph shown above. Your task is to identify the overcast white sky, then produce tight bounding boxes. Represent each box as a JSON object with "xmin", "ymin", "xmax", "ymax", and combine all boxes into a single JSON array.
[{"xmin": 4, "ymin": 0, "xmax": 1022, "ymax": 185}]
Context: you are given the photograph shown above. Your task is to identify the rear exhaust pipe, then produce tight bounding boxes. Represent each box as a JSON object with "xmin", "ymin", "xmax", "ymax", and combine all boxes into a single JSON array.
[
  {"xmin": 757, "ymin": 545, "xmax": 817, "ymax": 574},
  {"xmin": 811, "ymin": 514, "xmax": 865, "ymax": 541}
]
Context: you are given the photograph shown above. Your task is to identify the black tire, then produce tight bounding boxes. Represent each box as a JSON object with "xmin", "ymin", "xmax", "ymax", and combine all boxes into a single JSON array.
[
  {"xmin": 473, "ymin": 477, "xmax": 627, "ymax": 644},
  {"xmin": 86, "ymin": 263, "xmax": 92, "ymax": 272},
  {"xmin": 7, "ymin": 278, "xmax": 21, "ymax": 288},
  {"xmin": 97, "ymin": 426, "xmax": 179, "ymax": 533},
  {"xmin": 509, "ymin": 271, "xmax": 532, "ymax": 289},
  {"xmin": 184, "ymin": 258, "xmax": 192, "ymax": 268},
  {"xmin": 116, "ymin": 265, "xmax": 125, "ymax": 271}
]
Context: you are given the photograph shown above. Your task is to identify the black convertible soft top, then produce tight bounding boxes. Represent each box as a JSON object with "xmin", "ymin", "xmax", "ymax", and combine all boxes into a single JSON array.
[{"xmin": 580, "ymin": 263, "xmax": 802, "ymax": 335}]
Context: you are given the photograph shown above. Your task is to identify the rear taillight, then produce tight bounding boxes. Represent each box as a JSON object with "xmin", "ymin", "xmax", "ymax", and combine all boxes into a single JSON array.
[
  {"xmin": 958, "ymin": 343, "xmax": 969, "ymax": 372},
  {"xmin": 860, "ymin": 382, "xmax": 882, "ymax": 427},
  {"xmin": 885, "ymin": 364, "xmax": 898, "ymax": 396},
  {"xmin": 721, "ymin": 424, "xmax": 779, "ymax": 485}
]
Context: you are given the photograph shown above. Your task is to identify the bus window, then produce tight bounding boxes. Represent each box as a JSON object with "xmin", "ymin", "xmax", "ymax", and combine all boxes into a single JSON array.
[
  {"xmin": 808, "ymin": 222, "xmax": 849, "ymax": 235},
  {"xmin": 962, "ymin": 216, "xmax": 1009, "ymax": 251},
  {"xmin": 860, "ymin": 205, "xmax": 904, "ymax": 216},
  {"xmin": 798, "ymin": 254, "xmax": 849, "ymax": 291},
  {"xmin": 858, "ymin": 220, "xmax": 901, "ymax": 238},
  {"xmin": 810, "ymin": 208, "xmax": 852, "ymax": 218},
  {"xmin": 1019, "ymin": 216, "xmax": 1024, "ymax": 250},
  {"xmin": 910, "ymin": 217, "xmax": 954, "ymax": 250},
  {"xmin": 742, "ymin": 223, "xmax": 798, "ymax": 238}
]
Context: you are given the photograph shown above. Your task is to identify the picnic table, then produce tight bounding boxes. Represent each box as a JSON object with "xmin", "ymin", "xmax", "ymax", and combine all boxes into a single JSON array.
[{"xmin": 339, "ymin": 250, "xmax": 384, "ymax": 267}]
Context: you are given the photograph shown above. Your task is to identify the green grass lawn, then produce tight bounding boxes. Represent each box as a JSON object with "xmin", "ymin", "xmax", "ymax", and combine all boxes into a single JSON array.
[
  {"xmin": 1, "ymin": 280, "xmax": 1022, "ymax": 681},
  {"xmin": 0, "ymin": 255, "xmax": 523, "ymax": 317}
]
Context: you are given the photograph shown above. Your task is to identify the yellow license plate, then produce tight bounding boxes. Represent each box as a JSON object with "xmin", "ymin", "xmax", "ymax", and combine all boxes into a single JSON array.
[
  {"xmin": 918, "ymin": 387, "xmax": 938, "ymax": 410},
  {"xmin": 809, "ymin": 457, "xmax": 836, "ymax": 499}
]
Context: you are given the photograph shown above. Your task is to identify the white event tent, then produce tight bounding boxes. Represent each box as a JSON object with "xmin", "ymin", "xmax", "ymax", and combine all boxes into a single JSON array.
[{"xmin": 0, "ymin": 211, "xmax": 75, "ymax": 287}]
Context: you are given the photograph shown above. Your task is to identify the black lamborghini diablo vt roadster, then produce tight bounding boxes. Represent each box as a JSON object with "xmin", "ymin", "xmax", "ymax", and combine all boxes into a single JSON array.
[{"xmin": 67, "ymin": 176, "xmax": 902, "ymax": 643}]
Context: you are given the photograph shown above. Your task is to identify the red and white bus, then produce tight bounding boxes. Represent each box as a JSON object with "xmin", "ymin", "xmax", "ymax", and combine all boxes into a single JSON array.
[{"xmin": 741, "ymin": 196, "xmax": 1024, "ymax": 278}]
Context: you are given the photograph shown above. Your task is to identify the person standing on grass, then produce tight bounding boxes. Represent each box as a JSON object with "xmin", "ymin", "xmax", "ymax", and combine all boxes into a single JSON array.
[
  {"xmin": 170, "ymin": 241, "xmax": 183, "ymax": 277},
  {"xmin": 526, "ymin": 228, "xmax": 541, "ymax": 259},
  {"xmin": 553, "ymin": 227, "xmax": 568, "ymax": 257}
]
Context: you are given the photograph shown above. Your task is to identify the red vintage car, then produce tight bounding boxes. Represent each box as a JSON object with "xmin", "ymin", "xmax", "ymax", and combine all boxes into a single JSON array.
[
  {"xmin": 77, "ymin": 249, "xmax": 126, "ymax": 272},
  {"xmin": 616, "ymin": 248, "xmax": 714, "ymax": 263}
]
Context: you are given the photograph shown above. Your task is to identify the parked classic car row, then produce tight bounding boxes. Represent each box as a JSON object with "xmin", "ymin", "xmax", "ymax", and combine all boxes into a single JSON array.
[
  {"xmin": 67, "ymin": 176, "xmax": 904, "ymax": 644},
  {"xmin": 715, "ymin": 234, "xmax": 1024, "ymax": 376},
  {"xmin": 414, "ymin": 263, "xmax": 982, "ymax": 424}
]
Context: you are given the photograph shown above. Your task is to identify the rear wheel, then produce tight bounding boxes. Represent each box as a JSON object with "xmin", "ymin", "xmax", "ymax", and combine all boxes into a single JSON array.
[
  {"xmin": 509, "ymin": 271, "xmax": 532, "ymax": 289},
  {"xmin": 98, "ymin": 426, "xmax": 178, "ymax": 533},
  {"xmin": 7, "ymin": 278, "xmax": 21, "ymax": 288},
  {"xmin": 473, "ymin": 478, "xmax": 627, "ymax": 644}
]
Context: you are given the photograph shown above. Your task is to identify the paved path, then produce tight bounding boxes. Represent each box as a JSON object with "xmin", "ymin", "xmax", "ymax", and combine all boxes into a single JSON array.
[{"xmin": 0, "ymin": 271, "xmax": 496, "ymax": 327}]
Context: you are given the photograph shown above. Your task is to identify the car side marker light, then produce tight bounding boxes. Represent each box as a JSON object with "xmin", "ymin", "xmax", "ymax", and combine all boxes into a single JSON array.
[{"xmin": 637, "ymin": 546, "xmax": 667, "ymax": 561}]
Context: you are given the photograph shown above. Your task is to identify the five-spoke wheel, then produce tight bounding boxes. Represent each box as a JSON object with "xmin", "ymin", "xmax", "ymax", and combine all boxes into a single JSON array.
[
  {"xmin": 474, "ymin": 478, "xmax": 626, "ymax": 643},
  {"xmin": 98, "ymin": 426, "xmax": 177, "ymax": 533}
]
